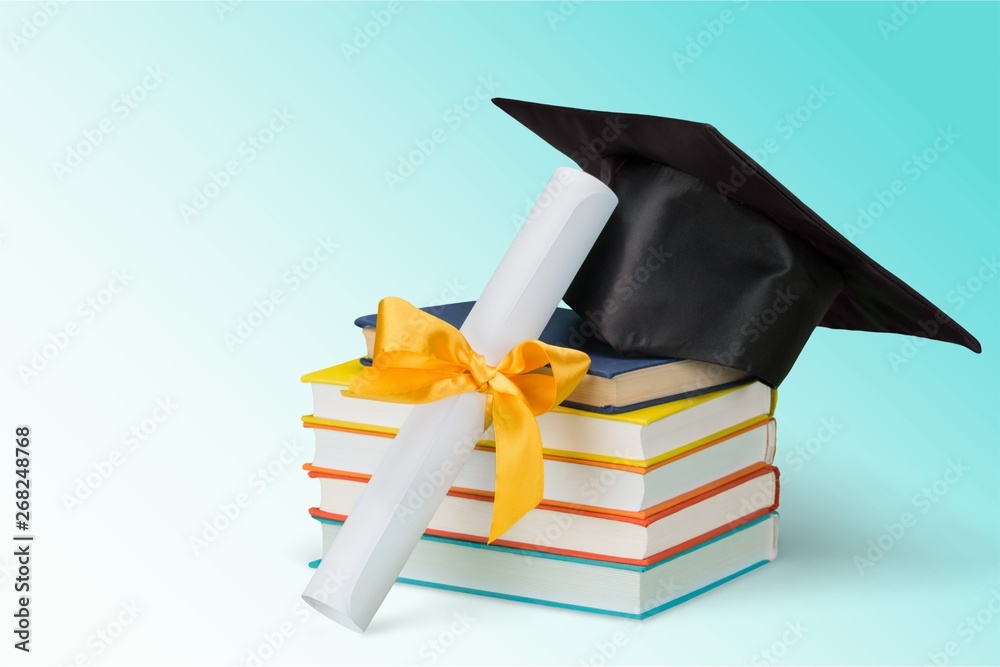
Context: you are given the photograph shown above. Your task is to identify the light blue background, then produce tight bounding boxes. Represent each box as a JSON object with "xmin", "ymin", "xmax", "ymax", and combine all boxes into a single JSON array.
[{"xmin": 1, "ymin": 2, "xmax": 997, "ymax": 665}]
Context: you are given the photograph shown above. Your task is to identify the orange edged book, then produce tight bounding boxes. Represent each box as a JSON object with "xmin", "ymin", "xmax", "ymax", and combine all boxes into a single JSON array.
[{"xmin": 308, "ymin": 464, "xmax": 779, "ymax": 567}]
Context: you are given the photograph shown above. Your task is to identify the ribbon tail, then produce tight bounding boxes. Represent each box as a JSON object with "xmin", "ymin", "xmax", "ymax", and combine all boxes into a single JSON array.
[{"xmin": 487, "ymin": 392, "xmax": 544, "ymax": 543}]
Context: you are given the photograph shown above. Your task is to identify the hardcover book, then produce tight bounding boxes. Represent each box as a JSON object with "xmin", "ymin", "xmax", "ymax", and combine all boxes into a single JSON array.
[
  {"xmin": 355, "ymin": 302, "xmax": 751, "ymax": 413},
  {"xmin": 308, "ymin": 464, "xmax": 779, "ymax": 565},
  {"xmin": 309, "ymin": 513, "xmax": 780, "ymax": 619},
  {"xmin": 304, "ymin": 418, "xmax": 776, "ymax": 513},
  {"xmin": 303, "ymin": 360, "xmax": 776, "ymax": 467}
]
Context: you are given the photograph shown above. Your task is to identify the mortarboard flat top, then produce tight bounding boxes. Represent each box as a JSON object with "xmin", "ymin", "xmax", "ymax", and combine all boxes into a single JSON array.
[{"xmin": 494, "ymin": 98, "xmax": 980, "ymax": 387}]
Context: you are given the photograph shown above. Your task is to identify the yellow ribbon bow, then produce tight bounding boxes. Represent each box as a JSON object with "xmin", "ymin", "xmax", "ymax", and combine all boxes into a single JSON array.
[{"xmin": 344, "ymin": 297, "xmax": 590, "ymax": 542}]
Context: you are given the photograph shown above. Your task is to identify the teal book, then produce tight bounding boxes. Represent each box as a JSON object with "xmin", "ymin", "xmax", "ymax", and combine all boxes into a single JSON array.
[{"xmin": 309, "ymin": 512, "xmax": 778, "ymax": 619}]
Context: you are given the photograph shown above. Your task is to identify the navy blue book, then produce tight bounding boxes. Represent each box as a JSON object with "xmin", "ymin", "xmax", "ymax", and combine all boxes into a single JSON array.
[{"xmin": 354, "ymin": 302, "xmax": 751, "ymax": 414}]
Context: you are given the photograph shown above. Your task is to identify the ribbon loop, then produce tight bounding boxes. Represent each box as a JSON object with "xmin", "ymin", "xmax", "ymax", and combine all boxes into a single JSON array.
[{"xmin": 343, "ymin": 297, "xmax": 590, "ymax": 542}]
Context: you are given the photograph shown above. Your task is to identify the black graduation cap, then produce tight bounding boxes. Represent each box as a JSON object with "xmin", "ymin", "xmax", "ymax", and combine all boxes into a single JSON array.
[{"xmin": 494, "ymin": 98, "xmax": 981, "ymax": 387}]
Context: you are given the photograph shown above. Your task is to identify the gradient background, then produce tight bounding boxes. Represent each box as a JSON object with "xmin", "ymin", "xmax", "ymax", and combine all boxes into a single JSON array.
[{"xmin": 1, "ymin": 2, "xmax": 998, "ymax": 665}]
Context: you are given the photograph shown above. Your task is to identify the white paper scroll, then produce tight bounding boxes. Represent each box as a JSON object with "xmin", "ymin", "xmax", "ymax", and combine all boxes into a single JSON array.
[{"xmin": 302, "ymin": 167, "xmax": 618, "ymax": 631}]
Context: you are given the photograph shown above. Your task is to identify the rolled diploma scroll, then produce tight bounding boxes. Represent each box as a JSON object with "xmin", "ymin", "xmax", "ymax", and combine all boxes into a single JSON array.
[{"xmin": 302, "ymin": 167, "xmax": 618, "ymax": 631}]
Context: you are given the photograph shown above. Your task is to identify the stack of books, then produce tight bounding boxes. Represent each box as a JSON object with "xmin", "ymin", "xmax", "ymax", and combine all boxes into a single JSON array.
[{"xmin": 303, "ymin": 302, "xmax": 780, "ymax": 619}]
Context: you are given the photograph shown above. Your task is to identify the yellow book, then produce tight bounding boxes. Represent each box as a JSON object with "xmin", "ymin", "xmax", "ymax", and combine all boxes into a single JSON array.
[{"xmin": 303, "ymin": 360, "xmax": 776, "ymax": 468}]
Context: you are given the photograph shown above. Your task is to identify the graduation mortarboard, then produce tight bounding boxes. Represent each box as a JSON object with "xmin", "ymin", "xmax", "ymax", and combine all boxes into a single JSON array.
[{"xmin": 494, "ymin": 98, "xmax": 981, "ymax": 387}]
